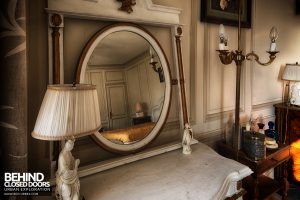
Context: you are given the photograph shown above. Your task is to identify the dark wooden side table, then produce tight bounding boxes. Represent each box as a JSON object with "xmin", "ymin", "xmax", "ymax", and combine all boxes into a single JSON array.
[
  {"xmin": 219, "ymin": 143, "xmax": 291, "ymax": 200},
  {"xmin": 274, "ymin": 102, "xmax": 300, "ymax": 145},
  {"xmin": 274, "ymin": 103, "xmax": 300, "ymax": 185},
  {"xmin": 132, "ymin": 116, "xmax": 152, "ymax": 125}
]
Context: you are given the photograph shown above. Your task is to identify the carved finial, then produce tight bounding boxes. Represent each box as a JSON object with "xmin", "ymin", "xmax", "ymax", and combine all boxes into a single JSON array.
[
  {"xmin": 177, "ymin": 27, "xmax": 182, "ymax": 36},
  {"xmin": 51, "ymin": 14, "xmax": 62, "ymax": 27},
  {"xmin": 117, "ymin": 0, "xmax": 136, "ymax": 13}
]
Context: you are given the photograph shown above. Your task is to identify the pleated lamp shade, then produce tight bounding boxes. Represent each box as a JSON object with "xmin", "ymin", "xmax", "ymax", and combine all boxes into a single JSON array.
[
  {"xmin": 282, "ymin": 64, "xmax": 300, "ymax": 81},
  {"xmin": 32, "ymin": 84, "xmax": 101, "ymax": 141}
]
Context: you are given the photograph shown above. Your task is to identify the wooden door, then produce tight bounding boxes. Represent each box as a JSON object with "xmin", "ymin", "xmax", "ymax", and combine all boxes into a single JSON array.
[
  {"xmin": 106, "ymin": 84, "xmax": 129, "ymax": 129},
  {"xmin": 89, "ymin": 71, "xmax": 109, "ymax": 128}
]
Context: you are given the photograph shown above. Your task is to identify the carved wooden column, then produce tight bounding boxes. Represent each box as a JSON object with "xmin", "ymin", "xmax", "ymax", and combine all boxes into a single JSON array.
[
  {"xmin": 175, "ymin": 27, "xmax": 189, "ymax": 125},
  {"xmin": 0, "ymin": 0, "xmax": 28, "ymax": 197},
  {"xmin": 50, "ymin": 14, "xmax": 63, "ymax": 84},
  {"xmin": 49, "ymin": 13, "xmax": 63, "ymax": 177}
]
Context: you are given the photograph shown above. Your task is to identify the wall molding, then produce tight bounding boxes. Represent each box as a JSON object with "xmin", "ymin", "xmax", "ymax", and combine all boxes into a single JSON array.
[
  {"xmin": 189, "ymin": 0, "xmax": 200, "ymax": 124},
  {"xmin": 252, "ymin": 97, "xmax": 282, "ymax": 107},
  {"xmin": 252, "ymin": 100, "xmax": 282, "ymax": 110},
  {"xmin": 203, "ymin": 25, "xmax": 246, "ymax": 120}
]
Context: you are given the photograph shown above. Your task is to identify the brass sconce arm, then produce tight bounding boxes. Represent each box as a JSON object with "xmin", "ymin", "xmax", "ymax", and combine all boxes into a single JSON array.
[
  {"xmin": 246, "ymin": 51, "xmax": 279, "ymax": 66},
  {"xmin": 216, "ymin": 50, "xmax": 235, "ymax": 65},
  {"xmin": 149, "ymin": 60, "xmax": 165, "ymax": 82},
  {"xmin": 216, "ymin": 50, "xmax": 246, "ymax": 66},
  {"xmin": 150, "ymin": 61, "xmax": 160, "ymax": 72}
]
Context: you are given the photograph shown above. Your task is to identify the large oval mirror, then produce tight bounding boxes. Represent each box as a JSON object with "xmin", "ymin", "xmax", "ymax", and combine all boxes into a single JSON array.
[{"xmin": 75, "ymin": 23, "xmax": 171, "ymax": 153}]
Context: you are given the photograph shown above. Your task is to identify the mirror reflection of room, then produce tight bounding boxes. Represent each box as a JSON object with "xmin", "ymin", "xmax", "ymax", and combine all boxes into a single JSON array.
[{"xmin": 84, "ymin": 31, "xmax": 165, "ymax": 145}]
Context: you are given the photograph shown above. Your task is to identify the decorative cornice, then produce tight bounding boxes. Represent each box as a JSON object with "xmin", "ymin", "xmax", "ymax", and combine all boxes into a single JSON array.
[{"xmin": 46, "ymin": 0, "xmax": 181, "ymax": 26}]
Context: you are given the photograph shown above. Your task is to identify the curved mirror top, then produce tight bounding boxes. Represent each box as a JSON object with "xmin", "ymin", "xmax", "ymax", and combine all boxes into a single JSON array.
[{"xmin": 77, "ymin": 24, "xmax": 171, "ymax": 153}]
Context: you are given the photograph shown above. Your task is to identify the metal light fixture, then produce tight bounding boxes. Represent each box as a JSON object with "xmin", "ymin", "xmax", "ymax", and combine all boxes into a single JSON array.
[
  {"xmin": 216, "ymin": 0, "xmax": 279, "ymax": 153},
  {"xmin": 149, "ymin": 48, "xmax": 165, "ymax": 82}
]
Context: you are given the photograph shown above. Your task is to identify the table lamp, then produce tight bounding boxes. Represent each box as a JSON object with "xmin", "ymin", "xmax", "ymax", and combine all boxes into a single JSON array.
[
  {"xmin": 32, "ymin": 84, "xmax": 101, "ymax": 200},
  {"xmin": 282, "ymin": 63, "xmax": 300, "ymax": 106}
]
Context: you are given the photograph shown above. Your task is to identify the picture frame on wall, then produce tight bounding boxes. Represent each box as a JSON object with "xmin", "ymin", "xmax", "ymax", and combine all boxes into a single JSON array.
[
  {"xmin": 296, "ymin": 0, "xmax": 300, "ymax": 15},
  {"xmin": 201, "ymin": 0, "xmax": 252, "ymax": 28}
]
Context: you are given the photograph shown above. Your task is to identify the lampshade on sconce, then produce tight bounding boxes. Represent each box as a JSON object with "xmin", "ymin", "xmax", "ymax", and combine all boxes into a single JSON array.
[{"xmin": 282, "ymin": 63, "xmax": 300, "ymax": 106}]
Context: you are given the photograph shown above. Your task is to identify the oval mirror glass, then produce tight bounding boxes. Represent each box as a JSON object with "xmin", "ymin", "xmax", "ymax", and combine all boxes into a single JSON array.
[{"xmin": 76, "ymin": 24, "xmax": 171, "ymax": 153}]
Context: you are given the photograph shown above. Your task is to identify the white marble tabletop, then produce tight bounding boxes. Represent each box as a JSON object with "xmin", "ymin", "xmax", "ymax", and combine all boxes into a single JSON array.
[{"xmin": 80, "ymin": 142, "xmax": 252, "ymax": 200}]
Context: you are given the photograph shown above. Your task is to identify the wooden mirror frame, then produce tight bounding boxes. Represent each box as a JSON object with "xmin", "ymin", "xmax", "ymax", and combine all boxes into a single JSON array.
[{"xmin": 75, "ymin": 23, "xmax": 172, "ymax": 153}]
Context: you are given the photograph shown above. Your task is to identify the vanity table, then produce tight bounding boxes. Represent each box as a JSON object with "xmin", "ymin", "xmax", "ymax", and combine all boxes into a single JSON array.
[
  {"xmin": 219, "ymin": 143, "xmax": 290, "ymax": 200},
  {"xmin": 80, "ymin": 142, "xmax": 252, "ymax": 200}
]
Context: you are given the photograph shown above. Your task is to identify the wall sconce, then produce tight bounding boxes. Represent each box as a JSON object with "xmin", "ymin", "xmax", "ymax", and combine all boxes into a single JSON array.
[
  {"xmin": 216, "ymin": 0, "xmax": 279, "ymax": 154},
  {"xmin": 149, "ymin": 50, "xmax": 165, "ymax": 82}
]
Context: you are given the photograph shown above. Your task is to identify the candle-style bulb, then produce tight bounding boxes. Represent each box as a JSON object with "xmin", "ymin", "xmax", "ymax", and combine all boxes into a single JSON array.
[
  {"xmin": 224, "ymin": 35, "xmax": 228, "ymax": 50},
  {"xmin": 219, "ymin": 24, "xmax": 225, "ymax": 40},
  {"xmin": 269, "ymin": 26, "xmax": 278, "ymax": 52},
  {"xmin": 269, "ymin": 26, "xmax": 278, "ymax": 43},
  {"xmin": 150, "ymin": 47, "xmax": 154, "ymax": 62},
  {"xmin": 219, "ymin": 24, "xmax": 227, "ymax": 50}
]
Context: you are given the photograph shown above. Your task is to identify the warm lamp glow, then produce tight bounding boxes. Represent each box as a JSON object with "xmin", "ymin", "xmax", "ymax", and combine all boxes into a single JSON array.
[{"xmin": 290, "ymin": 139, "xmax": 300, "ymax": 182}]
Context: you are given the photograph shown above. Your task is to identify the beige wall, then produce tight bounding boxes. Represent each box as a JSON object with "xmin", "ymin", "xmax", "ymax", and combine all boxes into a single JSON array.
[
  {"xmin": 252, "ymin": 0, "xmax": 300, "ymax": 106},
  {"xmin": 190, "ymin": 0, "xmax": 300, "ymax": 146},
  {"xmin": 27, "ymin": 0, "xmax": 300, "ymax": 173}
]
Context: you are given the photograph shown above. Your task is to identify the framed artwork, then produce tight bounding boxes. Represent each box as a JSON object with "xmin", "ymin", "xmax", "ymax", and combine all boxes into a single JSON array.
[
  {"xmin": 201, "ymin": 0, "xmax": 252, "ymax": 28},
  {"xmin": 296, "ymin": 0, "xmax": 300, "ymax": 15}
]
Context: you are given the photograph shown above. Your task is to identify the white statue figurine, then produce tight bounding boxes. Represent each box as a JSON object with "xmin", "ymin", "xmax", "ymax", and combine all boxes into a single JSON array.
[
  {"xmin": 182, "ymin": 123, "xmax": 193, "ymax": 154},
  {"xmin": 56, "ymin": 140, "xmax": 80, "ymax": 200}
]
